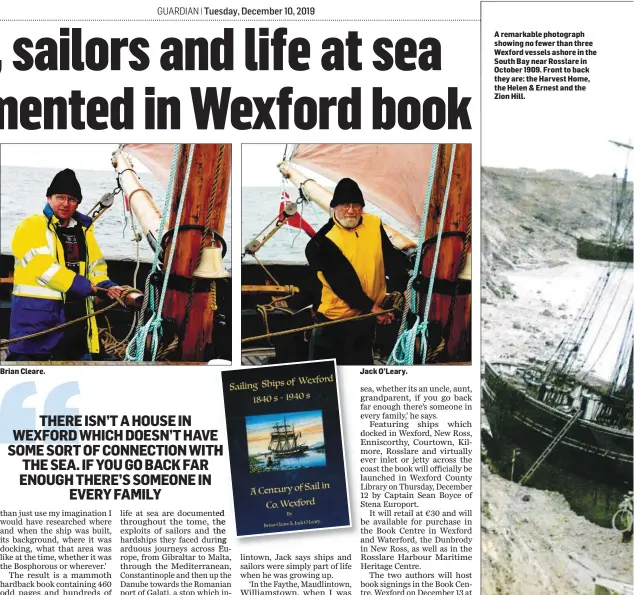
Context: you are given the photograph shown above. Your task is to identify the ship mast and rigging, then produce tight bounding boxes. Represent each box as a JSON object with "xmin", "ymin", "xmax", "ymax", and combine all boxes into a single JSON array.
[
  {"xmin": 577, "ymin": 140, "xmax": 633, "ymax": 263},
  {"xmin": 268, "ymin": 417, "xmax": 309, "ymax": 457},
  {"xmin": 112, "ymin": 144, "xmax": 232, "ymax": 362},
  {"xmin": 0, "ymin": 144, "xmax": 232, "ymax": 363},
  {"xmin": 483, "ymin": 142, "xmax": 633, "ymax": 493},
  {"xmin": 241, "ymin": 143, "xmax": 472, "ymax": 365}
]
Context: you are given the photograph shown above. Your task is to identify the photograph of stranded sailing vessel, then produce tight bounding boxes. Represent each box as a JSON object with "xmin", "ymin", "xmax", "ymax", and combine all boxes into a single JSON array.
[
  {"xmin": 241, "ymin": 143, "xmax": 472, "ymax": 366},
  {"xmin": 480, "ymin": 143, "xmax": 634, "ymax": 593},
  {"xmin": 480, "ymin": 2, "xmax": 633, "ymax": 587},
  {"xmin": 481, "ymin": 150, "xmax": 634, "ymax": 595},
  {"xmin": 0, "ymin": 143, "xmax": 232, "ymax": 364}
]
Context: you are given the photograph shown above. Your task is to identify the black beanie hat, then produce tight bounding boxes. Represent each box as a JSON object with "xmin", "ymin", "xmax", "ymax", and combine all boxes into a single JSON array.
[
  {"xmin": 46, "ymin": 169, "xmax": 82, "ymax": 203},
  {"xmin": 330, "ymin": 178, "xmax": 365, "ymax": 208}
]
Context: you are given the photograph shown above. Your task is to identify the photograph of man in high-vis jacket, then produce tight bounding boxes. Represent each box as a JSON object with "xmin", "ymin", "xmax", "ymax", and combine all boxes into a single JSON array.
[{"xmin": 8, "ymin": 168, "xmax": 124, "ymax": 361}]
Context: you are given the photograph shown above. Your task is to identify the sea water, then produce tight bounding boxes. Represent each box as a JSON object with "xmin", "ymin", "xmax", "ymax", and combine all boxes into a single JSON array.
[
  {"xmin": 1, "ymin": 166, "xmax": 406, "ymax": 266},
  {"xmin": 0, "ymin": 165, "xmax": 232, "ymax": 266},
  {"xmin": 241, "ymin": 185, "xmax": 412, "ymax": 264},
  {"xmin": 241, "ymin": 186, "xmax": 329, "ymax": 263},
  {"xmin": 251, "ymin": 449, "xmax": 327, "ymax": 472}
]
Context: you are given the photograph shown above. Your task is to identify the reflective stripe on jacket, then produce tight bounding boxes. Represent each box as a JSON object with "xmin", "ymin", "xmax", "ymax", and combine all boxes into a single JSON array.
[{"xmin": 9, "ymin": 204, "xmax": 115, "ymax": 355}]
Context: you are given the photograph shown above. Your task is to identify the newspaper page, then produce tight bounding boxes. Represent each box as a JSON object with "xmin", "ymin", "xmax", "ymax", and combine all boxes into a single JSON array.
[{"xmin": 0, "ymin": 1, "xmax": 631, "ymax": 595}]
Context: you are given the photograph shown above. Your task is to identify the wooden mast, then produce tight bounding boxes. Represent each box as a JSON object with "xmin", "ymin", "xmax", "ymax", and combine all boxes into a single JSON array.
[
  {"xmin": 161, "ymin": 144, "xmax": 231, "ymax": 362},
  {"xmin": 420, "ymin": 144, "xmax": 472, "ymax": 362},
  {"xmin": 112, "ymin": 150, "xmax": 162, "ymax": 250},
  {"xmin": 278, "ymin": 145, "xmax": 471, "ymax": 364}
]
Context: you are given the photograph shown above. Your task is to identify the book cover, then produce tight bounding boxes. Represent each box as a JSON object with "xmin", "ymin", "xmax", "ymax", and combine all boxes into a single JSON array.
[{"xmin": 221, "ymin": 360, "xmax": 350, "ymax": 536}]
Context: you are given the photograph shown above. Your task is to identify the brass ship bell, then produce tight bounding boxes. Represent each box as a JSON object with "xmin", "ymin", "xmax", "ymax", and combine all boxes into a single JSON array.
[
  {"xmin": 193, "ymin": 236, "xmax": 230, "ymax": 279},
  {"xmin": 457, "ymin": 252, "xmax": 472, "ymax": 281}
]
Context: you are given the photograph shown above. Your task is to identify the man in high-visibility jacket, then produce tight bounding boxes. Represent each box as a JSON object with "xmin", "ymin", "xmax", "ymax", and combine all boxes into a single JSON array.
[
  {"xmin": 305, "ymin": 178, "xmax": 409, "ymax": 365},
  {"xmin": 8, "ymin": 169, "xmax": 124, "ymax": 361}
]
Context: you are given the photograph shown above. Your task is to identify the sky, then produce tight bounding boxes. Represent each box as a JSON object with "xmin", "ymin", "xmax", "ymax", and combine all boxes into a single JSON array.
[
  {"xmin": 0, "ymin": 144, "xmax": 150, "ymax": 173},
  {"xmin": 246, "ymin": 410, "xmax": 324, "ymax": 455},
  {"xmin": 2, "ymin": 141, "xmax": 631, "ymax": 185},
  {"xmin": 241, "ymin": 143, "xmax": 337, "ymax": 188},
  {"xmin": 484, "ymin": 135, "xmax": 633, "ymax": 178},
  {"xmin": 242, "ymin": 141, "xmax": 633, "ymax": 188},
  {"xmin": 242, "ymin": 144, "xmax": 289, "ymax": 187},
  {"xmin": 0, "ymin": 143, "xmax": 280, "ymax": 182}
]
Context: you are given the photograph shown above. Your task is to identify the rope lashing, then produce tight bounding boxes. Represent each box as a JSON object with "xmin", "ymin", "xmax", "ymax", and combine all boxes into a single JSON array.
[
  {"xmin": 125, "ymin": 144, "xmax": 196, "ymax": 362},
  {"xmin": 256, "ymin": 304, "xmax": 274, "ymax": 346},
  {"xmin": 388, "ymin": 144, "xmax": 457, "ymax": 365},
  {"xmin": 255, "ymin": 297, "xmax": 297, "ymax": 346},
  {"xmin": 100, "ymin": 328, "xmax": 179, "ymax": 361},
  {"xmin": 127, "ymin": 145, "xmax": 183, "ymax": 357},
  {"xmin": 209, "ymin": 281, "xmax": 218, "ymax": 311}
]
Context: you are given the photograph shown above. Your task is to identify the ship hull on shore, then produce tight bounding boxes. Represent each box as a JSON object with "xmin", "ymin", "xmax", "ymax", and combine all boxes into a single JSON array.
[
  {"xmin": 576, "ymin": 237, "xmax": 633, "ymax": 263},
  {"xmin": 482, "ymin": 360, "xmax": 633, "ymax": 489}
]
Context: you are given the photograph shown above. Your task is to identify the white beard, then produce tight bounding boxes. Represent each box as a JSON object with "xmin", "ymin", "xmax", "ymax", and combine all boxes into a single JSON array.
[{"xmin": 336, "ymin": 213, "xmax": 361, "ymax": 229}]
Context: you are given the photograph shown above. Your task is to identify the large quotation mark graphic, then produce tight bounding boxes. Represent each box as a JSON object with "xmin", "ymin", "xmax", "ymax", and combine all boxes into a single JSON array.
[
  {"xmin": 0, "ymin": 382, "xmax": 37, "ymax": 443},
  {"xmin": 0, "ymin": 381, "xmax": 81, "ymax": 443}
]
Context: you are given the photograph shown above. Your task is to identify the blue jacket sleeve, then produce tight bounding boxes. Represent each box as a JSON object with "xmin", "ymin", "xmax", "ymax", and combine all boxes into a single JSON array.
[{"xmin": 68, "ymin": 274, "xmax": 92, "ymax": 297}]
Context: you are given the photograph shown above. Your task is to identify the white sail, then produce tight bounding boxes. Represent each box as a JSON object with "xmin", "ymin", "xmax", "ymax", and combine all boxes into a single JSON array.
[
  {"xmin": 290, "ymin": 144, "xmax": 434, "ymax": 234},
  {"xmin": 122, "ymin": 144, "xmax": 176, "ymax": 188}
]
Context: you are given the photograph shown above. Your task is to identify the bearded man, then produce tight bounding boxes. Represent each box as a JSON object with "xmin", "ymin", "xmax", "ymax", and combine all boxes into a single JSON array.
[{"xmin": 305, "ymin": 177, "xmax": 409, "ymax": 365}]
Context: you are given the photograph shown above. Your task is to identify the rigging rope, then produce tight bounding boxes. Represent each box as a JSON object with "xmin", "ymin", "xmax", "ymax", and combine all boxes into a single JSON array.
[
  {"xmin": 444, "ymin": 212, "xmax": 472, "ymax": 346},
  {"xmin": 609, "ymin": 306, "xmax": 633, "ymax": 395},
  {"xmin": 542, "ymin": 255, "xmax": 631, "ymax": 390},
  {"xmin": 0, "ymin": 287, "xmax": 139, "ymax": 347},
  {"xmin": 420, "ymin": 144, "xmax": 457, "ymax": 361},
  {"xmin": 387, "ymin": 145, "xmax": 439, "ymax": 365},
  {"xmin": 125, "ymin": 144, "xmax": 196, "ymax": 362},
  {"xmin": 289, "ymin": 182, "xmax": 306, "ymax": 248},
  {"xmin": 388, "ymin": 144, "xmax": 458, "ymax": 365},
  {"xmin": 182, "ymin": 144, "xmax": 227, "ymax": 329},
  {"xmin": 242, "ymin": 190, "xmax": 308, "ymax": 261},
  {"xmin": 580, "ymin": 283, "xmax": 632, "ymax": 385},
  {"xmin": 112, "ymin": 206, "xmax": 143, "ymax": 351},
  {"xmin": 252, "ymin": 253, "xmax": 281, "ymax": 286},
  {"xmin": 100, "ymin": 328, "xmax": 179, "ymax": 361},
  {"xmin": 128, "ymin": 147, "xmax": 182, "ymax": 354}
]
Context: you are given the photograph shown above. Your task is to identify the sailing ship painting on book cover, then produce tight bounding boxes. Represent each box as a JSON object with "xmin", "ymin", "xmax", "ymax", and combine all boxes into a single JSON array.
[{"xmin": 222, "ymin": 360, "xmax": 350, "ymax": 536}]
